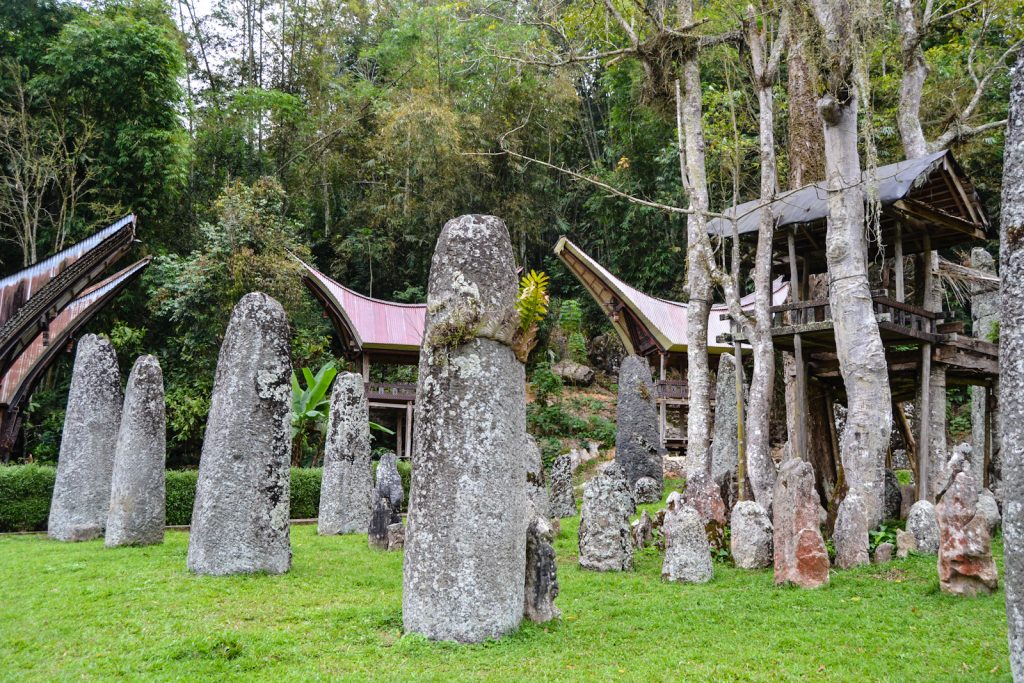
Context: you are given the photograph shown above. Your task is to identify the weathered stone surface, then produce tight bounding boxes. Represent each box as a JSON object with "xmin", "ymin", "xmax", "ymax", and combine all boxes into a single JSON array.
[
  {"xmin": 49, "ymin": 334, "xmax": 122, "ymax": 542},
  {"xmin": 524, "ymin": 516, "xmax": 560, "ymax": 623},
  {"xmin": 631, "ymin": 509, "xmax": 653, "ymax": 549},
  {"xmin": 525, "ymin": 435, "xmax": 549, "ymax": 519},
  {"xmin": 578, "ymin": 463, "xmax": 634, "ymax": 572},
  {"xmin": 907, "ymin": 500, "xmax": 940, "ymax": 554},
  {"xmin": 710, "ymin": 353, "xmax": 741, "ymax": 486},
  {"xmin": 105, "ymin": 355, "xmax": 165, "ymax": 548},
  {"xmin": 730, "ymin": 500, "xmax": 773, "ymax": 569},
  {"xmin": 683, "ymin": 470, "xmax": 727, "ymax": 527},
  {"xmin": 318, "ymin": 372, "xmax": 372, "ymax": 535},
  {"xmin": 936, "ymin": 471, "xmax": 999, "ymax": 595},
  {"xmin": 772, "ymin": 459, "xmax": 829, "ymax": 588},
  {"xmin": 633, "ymin": 477, "xmax": 660, "ymax": 505},
  {"xmin": 369, "ymin": 488, "xmax": 400, "ymax": 550},
  {"xmin": 834, "ymin": 494, "xmax": 871, "ymax": 569},
  {"xmin": 970, "ymin": 247, "xmax": 998, "ymax": 491},
  {"xmin": 937, "ymin": 442, "xmax": 973, "ymax": 500},
  {"xmin": 899, "ymin": 484, "xmax": 916, "ymax": 520},
  {"xmin": 551, "ymin": 359, "xmax": 594, "ymax": 386},
  {"xmin": 663, "ymin": 456, "xmax": 686, "ymax": 479},
  {"xmin": 375, "ymin": 452, "xmax": 404, "ymax": 511},
  {"xmin": 386, "ymin": 522, "xmax": 405, "ymax": 550},
  {"xmin": 187, "ymin": 293, "xmax": 292, "ymax": 575},
  {"xmin": 883, "ymin": 469, "xmax": 902, "ymax": 522},
  {"xmin": 977, "ymin": 489, "xmax": 1001, "ymax": 535},
  {"xmin": 549, "ymin": 454, "xmax": 576, "ymax": 518},
  {"xmin": 661, "ymin": 492, "xmax": 713, "ymax": 583},
  {"xmin": 896, "ymin": 529, "xmax": 917, "ymax": 558},
  {"xmin": 403, "ymin": 215, "xmax": 527, "ymax": 644},
  {"xmin": 615, "ymin": 355, "xmax": 664, "ymax": 501},
  {"xmin": 873, "ymin": 542, "xmax": 894, "ymax": 564}
]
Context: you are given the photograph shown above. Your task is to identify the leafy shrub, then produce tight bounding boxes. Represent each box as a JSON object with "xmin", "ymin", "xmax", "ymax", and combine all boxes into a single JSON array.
[
  {"xmin": 165, "ymin": 469, "xmax": 198, "ymax": 525},
  {"xmin": 539, "ymin": 437, "xmax": 563, "ymax": 469},
  {"xmin": 290, "ymin": 468, "xmax": 323, "ymax": 519},
  {"xmin": 567, "ymin": 331, "xmax": 589, "ymax": 364},
  {"xmin": 869, "ymin": 521, "xmax": 904, "ymax": 553},
  {"xmin": 558, "ymin": 299, "xmax": 584, "ymax": 334},
  {"xmin": 530, "ymin": 363, "xmax": 564, "ymax": 406},
  {"xmin": 0, "ymin": 464, "xmax": 55, "ymax": 532}
]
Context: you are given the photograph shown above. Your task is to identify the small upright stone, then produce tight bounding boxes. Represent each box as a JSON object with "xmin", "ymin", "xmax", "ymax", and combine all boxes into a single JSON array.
[
  {"xmin": 402, "ymin": 215, "xmax": 527, "ymax": 644},
  {"xmin": 187, "ymin": 293, "xmax": 292, "ymax": 575},
  {"xmin": 976, "ymin": 489, "xmax": 1001, "ymax": 535},
  {"xmin": 661, "ymin": 492, "xmax": 713, "ymax": 583},
  {"xmin": 369, "ymin": 488, "xmax": 400, "ymax": 550},
  {"xmin": 49, "ymin": 334, "xmax": 122, "ymax": 542},
  {"xmin": 318, "ymin": 372, "xmax": 372, "ymax": 535},
  {"xmin": 873, "ymin": 542, "xmax": 894, "ymax": 564},
  {"xmin": 833, "ymin": 494, "xmax": 871, "ymax": 569},
  {"xmin": 549, "ymin": 454, "xmax": 576, "ymax": 518},
  {"xmin": 631, "ymin": 509, "xmax": 654, "ymax": 549},
  {"xmin": 936, "ymin": 471, "xmax": 998, "ymax": 596},
  {"xmin": 386, "ymin": 522, "xmax": 405, "ymax": 551},
  {"xmin": 896, "ymin": 529, "xmax": 917, "ymax": 558},
  {"xmin": 524, "ymin": 516, "xmax": 560, "ymax": 623},
  {"xmin": 899, "ymin": 484, "xmax": 916, "ymax": 520},
  {"xmin": 105, "ymin": 355, "xmax": 166, "ymax": 548},
  {"xmin": 907, "ymin": 500, "xmax": 940, "ymax": 554},
  {"xmin": 525, "ymin": 435, "xmax": 549, "ymax": 519},
  {"xmin": 710, "ymin": 353, "xmax": 741, "ymax": 486},
  {"xmin": 683, "ymin": 470, "xmax": 727, "ymax": 527},
  {"xmin": 578, "ymin": 463, "xmax": 634, "ymax": 571},
  {"xmin": 375, "ymin": 452, "xmax": 405, "ymax": 511},
  {"xmin": 883, "ymin": 469, "xmax": 902, "ymax": 522},
  {"xmin": 615, "ymin": 355, "xmax": 664, "ymax": 503},
  {"xmin": 633, "ymin": 476, "xmax": 660, "ymax": 504},
  {"xmin": 730, "ymin": 500, "xmax": 773, "ymax": 569},
  {"xmin": 772, "ymin": 459, "xmax": 829, "ymax": 588}
]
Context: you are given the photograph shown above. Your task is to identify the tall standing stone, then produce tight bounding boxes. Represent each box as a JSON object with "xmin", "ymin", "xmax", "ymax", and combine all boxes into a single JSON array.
[
  {"xmin": 578, "ymin": 463, "xmax": 634, "ymax": 572},
  {"xmin": 661, "ymin": 492, "xmax": 714, "ymax": 583},
  {"xmin": 710, "ymin": 353, "xmax": 742, "ymax": 487},
  {"xmin": 375, "ymin": 452, "xmax": 405, "ymax": 511},
  {"xmin": 48, "ymin": 334, "xmax": 121, "ymax": 542},
  {"xmin": 187, "ymin": 293, "xmax": 292, "ymax": 575},
  {"xmin": 971, "ymin": 247, "xmax": 999, "ymax": 491},
  {"xmin": 615, "ymin": 355, "xmax": 664, "ymax": 503},
  {"xmin": 318, "ymin": 372, "xmax": 372, "ymax": 535},
  {"xmin": 524, "ymin": 516, "xmax": 560, "ymax": 623},
  {"xmin": 525, "ymin": 435, "xmax": 549, "ymax": 519},
  {"xmin": 549, "ymin": 454, "xmax": 576, "ymax": 518},
  {"xmin": 772, "ymin": 459, "xmax": 829, "ymax": 588},
  {"xmin": 105, "ymin": 355, "xmax": 166, "ymax": 548},
  {"xmin": 402, "ymin": 215, "xmax": 527, "ymax": 643}
]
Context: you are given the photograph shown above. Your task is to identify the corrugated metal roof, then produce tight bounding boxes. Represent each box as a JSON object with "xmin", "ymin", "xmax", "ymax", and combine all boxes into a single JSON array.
[
  {"xmin": 298, "ymin": 259, "xmax": 426, "ymax": 352},
  {"xmin": 554, "ymin": 237, "xmax": 789, "ymax": 354},
  {"xmin": 706, "ymin": 149, "xmax": 983, "ymax": 237}
]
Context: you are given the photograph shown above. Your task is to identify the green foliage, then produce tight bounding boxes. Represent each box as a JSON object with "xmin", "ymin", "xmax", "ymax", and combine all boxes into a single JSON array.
[
  {"xmin": 869, "ymin": 521, "xmax": 905, "ymax": 554},
  {"xmin": 290, "ymin": 468, "xmax": 323, "ymax": 520},
  {"xmin": 530, "ymin": 363, "xmax": 563, "ymax": 407},
  {"xmin": 988, "ymin": 320, "xmax": 1000, "ymax": 344},
  {"xmin": 558, "ymin": 299, "xmax": 584, "ymax": 334},
  {"xmin": 165, "ymin": 469, "xmax": 198, "ymax": 526},
  {"xmin": 291, "ymin": 361, "xmax": 338, "ymax": 460},
  {"xmin": 0, "ymin": 464, "xmax": 54, "ymax": 531},
  {"xmin": 517, "ymin": 269, "xmax": 550, "ymax": 332},
  {"xmin": 567, "ymin": 331, "xmax": 589, "ymax": 365}
]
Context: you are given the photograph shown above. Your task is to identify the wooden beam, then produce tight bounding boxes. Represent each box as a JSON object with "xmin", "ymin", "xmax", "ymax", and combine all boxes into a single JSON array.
[
  {"xmin": 734, "ymin": 339, "xmax": 746, "ymax": 500},
  {"xmin": 919, "ymin": 343, "xmax": 932, "ymax": 502},
  {"xmin": 895, "ymin": 223, "xmax": 905, "ymax": 303},
  {"xmin": 659, "ymin": 352, "xmax": 667, "ymax": 445},
  {"xmin": 405, "ymin": 402, "xmax": 414, "ymax": 460}
]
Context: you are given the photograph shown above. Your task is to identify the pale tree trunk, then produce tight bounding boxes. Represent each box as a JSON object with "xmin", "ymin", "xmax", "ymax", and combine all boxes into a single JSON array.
[
  {"xmin": 808, "ymin": 0, "xmax": 892, "ymax": 560},
  {"xmin": 895, "ymin": 0, "xmax": 928, "ymax": 158},
  {"xmin": 1000, "ymin": 59, "xmax": 1024, "ymax": 683}
]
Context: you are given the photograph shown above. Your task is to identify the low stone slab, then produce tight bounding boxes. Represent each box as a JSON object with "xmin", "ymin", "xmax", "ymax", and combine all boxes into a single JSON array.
[
  {"xmin": 661, "ymin": 493, "xmax": 713, "ymax": 584},
  {"xmin": 730, "ymin": 500, "xmax": 773, "ymax": 569}
]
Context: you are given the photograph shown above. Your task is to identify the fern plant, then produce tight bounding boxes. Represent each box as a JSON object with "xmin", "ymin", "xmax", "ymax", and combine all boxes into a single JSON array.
[{"xmin": 513, "ymin": 269, "xmax": 550, "ymax": 362}]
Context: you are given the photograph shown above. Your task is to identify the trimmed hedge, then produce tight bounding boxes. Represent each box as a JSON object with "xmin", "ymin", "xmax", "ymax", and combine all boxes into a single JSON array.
[{"xmin": 0, "ymin": 461, "xmax": 413, "ymax": 532}]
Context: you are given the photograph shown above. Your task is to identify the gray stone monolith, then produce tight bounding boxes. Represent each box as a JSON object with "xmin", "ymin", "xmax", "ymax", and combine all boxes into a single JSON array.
[
  {"xmin": 772, "ymin": 459, "xmax": 829, "ymax": 588},
  {"xmin": 874, "ymin": 542, "xmax": 894, "ymax": 564},
  {"xmin": 105, "ymin": 355, "xmax": 165, "ymax": 548},
  {"xmin": 578, "ymin": 463, "xmax": 634, "ymax": 571},
  {"xmin": 907, "ymin": 500, "xmax": 940, "ymax": 554},
  {"xmin": 48, "ymin": 334, "xmax": 122, "ymax": 542},
  {"xmin": 834, "ymin": 493, "xmax": 871, "ymax": 569},
  {"xmin": 977, "ymin": 489, "xmax": 1001, "ymax": 535},
  {"xmin": 710, "ymin": 353, "xmax": 741, "ymax": 486},
  {"xmin": 376, "ymin": 452, "xmax": 404, "ymax": 511},
  {"xmin": 730, "ymin": 500, "xmax": 773, "ymax": 569},
  {"xmin": 369, "ymin": 488, "xmax": 399, "ymax": 550},
  {"xmin": 549, "ymin": 454, "xmax": 576, "ymax": 518},
  {"xmin": 186, "ymin": 293, "xmax": 292, "ymax": 575},
  {"xmin": 631, "ymin": 509, "xmax": 654, "ymax": 549},
  {"xmin": 970, "ymin": 247, "xmax": 998, "ymax": 490},
  {"xmin": 936, "ymin": 471, "xmax": 998, "ymax": 596},
  {"xmin": 318, "ymin": 372, "xmax": 372, "ymax": 535},
  {"xmin": 661, "ymin": 492, "xmax": 713, "ymax": 583},
  {"xmin": 402, "ymin": 215, "xmax": 527, "ymax": 644},
  {"xmin": 615, "ymin": 355, "xmax": 664, "ymax": 503},
  {"xmin": 524, "ymin": 516, "xmax": 560, "ymax": 623},
  {"xmin": 883, "ymin": 469, "xmax": 902, "ymax": 522},
  {"xmin": 525, "ymin": 435, "xmax": 549, "ymax": 519}
]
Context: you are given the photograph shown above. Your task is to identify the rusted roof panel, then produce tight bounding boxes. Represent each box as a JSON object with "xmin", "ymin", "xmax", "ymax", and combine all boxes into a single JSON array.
[{"xmin": 298, "ymin": 259, "xmax": 426, "ymax": 353}]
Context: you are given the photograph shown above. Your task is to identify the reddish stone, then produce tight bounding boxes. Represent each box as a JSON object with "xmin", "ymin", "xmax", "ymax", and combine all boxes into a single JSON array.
[
  {"xmin": 936, "ymin": 471, "xmax": 998, "ymax": 596},
  {"xmin": 683, "ymin": 470, "xmax": 727, "ymax": 526},
  {"xmin": 773, "ymin": 459, "xmax": 829, "ymax": 588}
]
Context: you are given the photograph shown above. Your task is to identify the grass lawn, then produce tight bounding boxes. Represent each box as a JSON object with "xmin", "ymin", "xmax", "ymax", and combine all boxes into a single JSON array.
[{"xmin": 0, "ymin": 496, "xmax": 1011, "ymax": 682}]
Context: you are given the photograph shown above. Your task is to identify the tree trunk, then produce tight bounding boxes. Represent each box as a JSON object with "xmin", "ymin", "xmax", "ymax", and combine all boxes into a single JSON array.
[
  {"xmin": 1000, "ymin": 59, "xmax": 1024, "ymax": 683},
  {"xmin": 895, "ymin": 0, "xmax": 929, "ymax": 158}
]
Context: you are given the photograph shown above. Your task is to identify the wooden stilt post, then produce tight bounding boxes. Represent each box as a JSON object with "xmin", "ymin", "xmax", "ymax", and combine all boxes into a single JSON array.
[
  {"xmin": 404, "ymin": 401, "xmax": 413, "ymax": 460},
  {"xmin": 919, "ymin": 343, "xmax": 932, "ymax": 502},
  {"xmin": 733, "ymin": 338, "xmax": 746, "ymax": 501},
  {"xmin": 659, "ymin": 352, "xmax": 667, "ymax": 446},
  {"xmin": 985, "ymin": 385, "xmax": 994, "ymax": 490},
  {"xmin": 788, "ymin": 230, "xmax": 807, "ymax": 461},
  {"xmin": 361, "ymin": 353, "xmax": 370, "ymax": 382},
  {"xmin": 895, "ymin": 223, "xmax": 905, "ymax": 303},
  {"xmin": 396, "ymin": 414, "xmax": 404, "ymax": 458}
]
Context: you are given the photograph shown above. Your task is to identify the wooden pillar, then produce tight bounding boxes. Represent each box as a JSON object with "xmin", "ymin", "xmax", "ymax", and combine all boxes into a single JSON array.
[
  {"xmin": 396, "ymin": 414, "xmax": 404, "ymax": 458},
  {"xmin": 919, "ymin": 343, "xmax": 932, "ymax": 502},
  {"xmin": 733, "ymin": 339, "xmax": 746, "ymax": 500},
  {"xmin": 788, "ymin": 230, "xmax": 807, "ymax": 461},
  {"xmin": 659, "ymin": 352, "xmax": 667, "ymax": 445},
  {"xmin": 404, "ymin": 401, "xmax": 414, "ymax": 460},
  {"xmin": 361, "ymin": 353, "xmax": 370, "ymax": 382},
  {"xmin": 894, "ymin": 223, "xmax": 905, "ymax": 303},
  {"xmin": 985, "ymin": 385, "xmax": 995, "ymax": 490}
]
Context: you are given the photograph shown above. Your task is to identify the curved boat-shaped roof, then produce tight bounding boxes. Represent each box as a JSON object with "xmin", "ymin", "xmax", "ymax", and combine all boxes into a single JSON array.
[
  {"xmin": 297, "ymin": 258, "xmax": 426, "ymax": 356},
  {"xmin": 554, "ymin": 237, "xmax": 789, "ymax": 355}
]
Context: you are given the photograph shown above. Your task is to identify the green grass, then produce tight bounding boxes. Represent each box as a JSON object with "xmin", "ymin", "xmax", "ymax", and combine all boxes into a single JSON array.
[{"xmin": 0, "ymin": 500, "xmax": 1012, "ymax": 682}]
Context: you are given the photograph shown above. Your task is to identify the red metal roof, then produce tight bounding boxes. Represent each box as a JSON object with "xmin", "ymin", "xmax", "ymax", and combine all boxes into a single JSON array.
[
  {"xmin": 554, "ymin": 237, "xmax": 790, "ymax": 355},
  {"xmin": 298, "ymin": 259, "xmax": 426, "ymax": 354}
]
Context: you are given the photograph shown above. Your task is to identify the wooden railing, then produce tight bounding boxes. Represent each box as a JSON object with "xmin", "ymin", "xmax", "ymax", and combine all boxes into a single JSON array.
[
  {"xmin": 654, "ymin": 379, "xmax": 689, "ymax": 400},
  {"xmin": 365, "ymin": 382, "xmax": 417, "ymax": 402},
  {"xmin": 770, "ymin": 294, "xmax": 936, "ymax": 335}
]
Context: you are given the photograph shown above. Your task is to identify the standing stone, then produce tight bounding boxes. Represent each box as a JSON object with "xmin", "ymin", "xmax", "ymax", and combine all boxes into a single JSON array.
[
  {"xmin": 578, "ymin": 463, "xmax": 634, "ymax": 572},
  {"xmin": 683, "ymin": 470, "xmax": 727, "ymax": 527},
  {"xmin": 318, "ymin": 372, "xmax": 372, "ymax": 535},
  {"xmin": 525, "ymin": 435, "xmax": 549, "ymax": 519},
  {"xmin": 710, "ymin": 353, "xmax": 742, "ymax": 486},
  {"xmin": 524, "ymin": 516, "xmax": 560, "ymax": 623},
  {"xmin": 936, "ymin": 471, "xmax": 998, "ymax": 596},
  {"xmin": 403, "ymin": 215, "xmax": 527, "ymax": 644},
  {"xmin": 105, "ymin": 355, "xmax": 165, "ymax": 548},
  {"xmin": 899, "ymin": 483, "xmax": 916, "ymax": 520},
  {"xmin": 661, "ymin": 492, "xmax": 713, "ymax": 583},
  {"xmin": 549, "ymin": 454, "xmax": 576, "ymax": 518},
  {"xmin": 730, "ymin": 500, "xmax": 773, "ymax": 569},
  {"xmin": 187, "ymin": 293, "xmax": 292, "ymax": 575},
  {"xmin": 631, "ymin": 509, "xmax": 654, "ymax": 549},
  {"xmin": 907, "ymin": 500, "xmax": 940, "ymax": 554},
  {"xmin": 48, "ymin": 334, "xmax": 122, "ymax": 542},
  {"xmin": 873, "ymin": 542, "xmax": 894, "ymax": 564},
  {"xmin": 896, "ymin": 529, "xmax": 917, "ymax": 558},
  {"xmin": 633, "ymin": 476, "xmax": 660, "ymax": 504},
  {"xmin": 971, "ymin": 247, "xmax": 998, "ymax": 490},
  {"xmin": 615, "ymin": 355, "xmax": 664, "ymax": 503},
  {"xmin": 977, "ymin": 489, "xmax": 1001, "ymax": 535},
  {"xmin": 375, "ymin": 452, "xmax": 405, "ymax": 511},
  {"xmin": 369, "ymin": 488, "xmax": 400, "ymax": 551},
  {"xmin": 834, "ymin": 493, "xmax": 871, "ymax": 569},
  {"xmin": 772, "ymin": 459, "xmax": 829, "ymax": 588},
  {"xmin": 387, "ymin": 522, "xmax": 405, "ymax": 550},
  {"xmin": 883, "ymin": 469, "xmax": 902, "ymax": 522}
]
